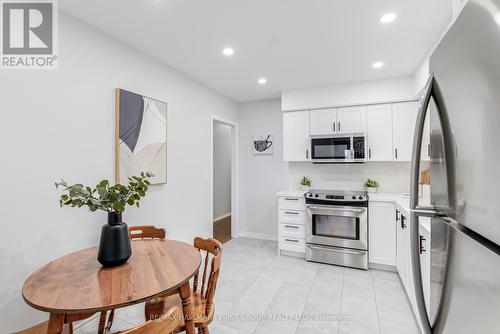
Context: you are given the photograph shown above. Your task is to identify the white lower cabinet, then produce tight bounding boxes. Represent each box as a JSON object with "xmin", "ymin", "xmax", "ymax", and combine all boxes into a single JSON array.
[
  {"xmin": 368, "ymin": 201, "xmax": 396, "ymax": 266},
  {"xmin": 277, "ymin": 193, "xmax": 306, "ymax": 256},
  {"xmin": 419, "ymin": 219, "xmax": 431, "ymax": 316},
  {"xmin": 396, "ymin": 205, "xmax": 415, "ymax": 305}
]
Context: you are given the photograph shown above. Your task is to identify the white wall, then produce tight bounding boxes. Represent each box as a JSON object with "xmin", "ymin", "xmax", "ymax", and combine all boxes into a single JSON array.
[
  {"xmin": 213, "ymin": 121, "xmax": 232, "ymax": 219},
  {"xmin": 238, "ymin": 99, "xmax": 288, "ymax": 238},
  {"xmin": 282, "ymin": 76, "xmax": 416, "ymax": 111},
  {"xmin": 0, "ymin": 13, "xmax": 238, "ymax": 332},
  {"xmin": 288, "ymin": 162, "xmax": 411, "ymax": 194},
  {"xmin": 413, "ymin": 57, "xmax": 430, "ymax": 95}
]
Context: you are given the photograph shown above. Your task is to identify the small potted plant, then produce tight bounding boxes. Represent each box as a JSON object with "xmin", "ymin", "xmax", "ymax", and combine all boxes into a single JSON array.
[
  {"xmin": 55, "ymin": 172, "xmax": 152, "ymax": 268},
  {"xmin": 364, "ymin": 178, "xmax": 379, "ymax": 193},
  {"xmin": 300, "ymin": 176, "xmax": 312, "ymax": 190}
]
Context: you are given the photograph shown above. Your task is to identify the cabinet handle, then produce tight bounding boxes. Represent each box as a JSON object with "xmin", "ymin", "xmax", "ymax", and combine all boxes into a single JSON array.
[
  {"xmin": 427, "ymin": 144, "xmax": 431, "ymax": 158},
  {"xmin": 395, "ymin": 148, "xmax": 398, "ymax": 160},
  {"xmin": 401, "ymin": 215, "xmax": 407, "ymax": 229},
  {"xmin": 395, "ymin": 209, "xmax": 400, "ymax": 222},
  {"xmin": 284, "ymin": 225, "xmax": 299, "ymax": 229},
  {"xmin": 306, "ymin": 149, "xmax": 309, "ymax": 159},
  {"xmin": 284, "ymin": 238, "xmax": 299, "ymax": 243},
  {"xmin": 284, "ymin": 198, "xmax": 299, "ymax": 201},
  {"xmin": 333, "ymin": 122, "xmax": 336, "ymax": 132},
  {"xmin": 419, "ymin": 235, "xmax": 426, "ymax": 254},
  {"xmin": 368, "ymin": 148, "xmax": 372, "ymax": 159},
  {"xmin": 338, "ymin": 121, "xmax": 341, "ymax": 132},
  {"xmin": 284, "ymin": 211, "xmax": 299, "ymax": 215}
]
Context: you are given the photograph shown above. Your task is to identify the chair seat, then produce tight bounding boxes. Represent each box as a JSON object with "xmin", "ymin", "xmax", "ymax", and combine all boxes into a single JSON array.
[
  {"xmin": 13, "ymin": 321, "xmax": 71, "ymax": 334},
  {"xmin": 145, "ymin": 290, "xmax": 213, "ymax": 332}
]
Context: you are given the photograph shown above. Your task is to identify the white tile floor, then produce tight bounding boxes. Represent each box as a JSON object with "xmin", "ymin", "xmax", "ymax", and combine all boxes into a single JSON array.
[{"xmin": 74, "ymin": 237, "xmax": 419, "ymax": 334}]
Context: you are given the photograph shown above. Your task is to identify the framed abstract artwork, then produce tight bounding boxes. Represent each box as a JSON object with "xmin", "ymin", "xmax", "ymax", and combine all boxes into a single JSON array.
[{"xmin": 115, "ymin": 89, "xmax": 167, "ymax": 185}]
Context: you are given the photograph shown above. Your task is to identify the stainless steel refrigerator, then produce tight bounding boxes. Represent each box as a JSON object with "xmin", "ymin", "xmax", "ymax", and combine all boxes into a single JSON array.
[{"xmin": 410, "ymin": 0, "xmax": 500, "ymax": 333}]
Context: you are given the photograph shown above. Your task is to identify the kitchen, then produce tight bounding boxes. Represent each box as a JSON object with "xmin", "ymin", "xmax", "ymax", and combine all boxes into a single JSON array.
[{"xmin": 3, "ymin": 1, "xmax": 500, "ymax": 334}]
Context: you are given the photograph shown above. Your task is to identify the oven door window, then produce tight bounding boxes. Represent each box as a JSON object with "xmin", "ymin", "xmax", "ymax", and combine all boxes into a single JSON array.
[
  {"xmin": 311, "ymin": 137, "xmax": 351, "ymax": 160},
  {"xmin": 312, "ymin": 214, "xmax": 360, "ymax": 240}
]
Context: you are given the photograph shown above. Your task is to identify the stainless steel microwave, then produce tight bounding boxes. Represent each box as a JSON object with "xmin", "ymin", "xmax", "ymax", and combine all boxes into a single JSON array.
[{"xmin": 310, "ymin": 134, "xmax": 366, "ymax": 163}]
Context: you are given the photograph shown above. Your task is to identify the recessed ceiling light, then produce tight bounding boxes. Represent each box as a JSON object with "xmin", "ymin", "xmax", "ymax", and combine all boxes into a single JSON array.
[
  {"xmin": 372, "ymin": 61, "xmax": 384, "ymax": 69},
  {"xmin": 222, "ymin": 47, "xmax": 234, "ymax": 56},
  {"xmin": 258, "ymin": 78, "xmax": 267, "ymax": 85},
  {"xmin": 380, "ymin": 13, "xmax": 396, "ymax": 24}
]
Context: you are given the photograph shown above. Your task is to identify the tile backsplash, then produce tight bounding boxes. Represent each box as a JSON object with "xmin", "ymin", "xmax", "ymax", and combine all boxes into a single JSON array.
[{"xmin": 288, "ymin": 162, "xmax": 411, "ymax": 194}]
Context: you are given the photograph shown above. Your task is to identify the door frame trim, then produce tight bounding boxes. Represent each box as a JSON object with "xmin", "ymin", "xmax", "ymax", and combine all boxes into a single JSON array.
[{"xmin": 210, "ymin": 115, "xmax": 239, "ymax": 239}]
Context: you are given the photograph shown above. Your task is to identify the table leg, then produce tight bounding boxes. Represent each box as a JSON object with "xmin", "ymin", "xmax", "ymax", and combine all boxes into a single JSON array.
[
  {"xmin": 47, "ymin": 313, "xmax": 65, "ymax": 334},
  {"xmin": 180, "ymin": 282, "xmax": 195, "ymax": 334},
  {"xmin": 97, "ymin": 311, "xmax": 107, "ymax": 334}
]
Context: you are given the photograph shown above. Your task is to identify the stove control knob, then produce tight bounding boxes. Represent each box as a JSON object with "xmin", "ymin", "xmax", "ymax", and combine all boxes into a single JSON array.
[
  {"xmin": 352, "ymin": 195, "xmax": 356, "ymax": 200},
  {"xmin": 314, "ymin": 193, "xmax": 319, "ymax": 198},
  {"xmin": 358, "ymin": 196, "xmax": 363, "ymax": 200},
  {"xmin": 307, "ymin": 193, "xmax": 312, "ymax": 197}
]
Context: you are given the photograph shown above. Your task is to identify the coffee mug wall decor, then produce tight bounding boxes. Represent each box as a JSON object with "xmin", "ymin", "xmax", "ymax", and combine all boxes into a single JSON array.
[{"xmin": 253, "ymin": 133, "xmax": 273, "ymax": 155}]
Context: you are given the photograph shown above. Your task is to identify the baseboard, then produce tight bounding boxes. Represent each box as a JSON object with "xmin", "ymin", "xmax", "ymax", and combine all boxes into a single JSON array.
[
  {"xmin": 368, "ymin": 262, "xmax": 397, "ymax": 272},
  {"xmin": 213, "ymin": 213, "xmax": 231, "ymax": 222},
  {"xmin": 238, "ymin": 231, "xmax": 278, "ymax": 241}
]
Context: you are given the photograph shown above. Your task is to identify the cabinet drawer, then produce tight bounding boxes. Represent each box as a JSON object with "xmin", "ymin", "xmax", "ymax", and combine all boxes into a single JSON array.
[
  {"xmin": 279, "ymin": 197, "xmax": 305, "ymax": 211},
  {"xmin": 279, "ymin": 236, "xmax": 305, "ymax": 253},
  {"xmin": 279, "ymin": 223, "xmax": 305, "ymax": 239},
  {"xmin": 279, "ymin": 210, "xmax": 306, "ymax": 225}
]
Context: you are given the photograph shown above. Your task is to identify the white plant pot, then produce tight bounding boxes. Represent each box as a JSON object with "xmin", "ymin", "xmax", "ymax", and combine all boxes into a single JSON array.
[
  {"xmin": 366, "ymin": 187, "xmax": 378, "ymax": 193},
  {"xmin": 300, "ymin": 185, "xmax": 310, "ymax": 191}
]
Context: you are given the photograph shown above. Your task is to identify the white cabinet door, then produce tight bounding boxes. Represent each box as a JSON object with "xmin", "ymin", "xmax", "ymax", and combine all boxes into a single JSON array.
[
  {"xmin": 309, "ymin": 108, "xmax": 336, "ymax": 135},
  {"xmin": 337, "ymin": 105, "xmax": 366, "ymax": 134},
  {"xmin": 366, "ymin": 104, "xmax": 393, "ymax": 161},
  {"xmin": 392, "ymin": 101, "xmax": 419, "ymax": 161},
  {"xmin": 369, "ymin": 201, "xmax": 396, "ymax": 266},
  {"xmin": 419, "ymin": 219, "xmax": 431, "ymax": 316},
  {"xmin": 396, "ymin": 208, "xmax": 409, "ymax": 287},
  {"xmin": 421, "ymin": 109, "xmax": 431, "ymax": 162},
  {"xmin": 283, "ymin": 111, "xmax": 310, "ymax": 161}
]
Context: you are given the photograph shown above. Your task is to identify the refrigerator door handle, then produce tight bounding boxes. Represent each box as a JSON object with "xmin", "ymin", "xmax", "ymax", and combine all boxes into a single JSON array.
[{"xmin": 409, "ymin": 74, "xmax": 457, "ymax": 334}]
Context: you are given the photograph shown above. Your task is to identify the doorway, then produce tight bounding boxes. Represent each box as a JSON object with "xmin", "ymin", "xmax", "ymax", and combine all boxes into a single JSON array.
[{"xmin": 211, "ymin": 116, "xmax": 238, "ymax": 244}]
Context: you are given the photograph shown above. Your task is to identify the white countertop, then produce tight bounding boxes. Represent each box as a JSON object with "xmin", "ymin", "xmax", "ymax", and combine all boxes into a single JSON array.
[
  {"xmin": 369, "ymin": 192, "xmax": 431, "ymax": 231},
  {"xmin": 276, "ymin": 189, "xmax": 308, "ymax": 198},
  {"xmin": 368, "ymin": 192, "xmax": 411, "ymax": 213}
]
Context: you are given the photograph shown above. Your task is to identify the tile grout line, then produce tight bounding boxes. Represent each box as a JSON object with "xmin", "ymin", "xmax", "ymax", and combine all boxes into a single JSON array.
[
  {"xmin": 259, "ymin": 256, "xmax": 305, "ymax": 333},
  {"xmin": 371, "ymin": 270, "xmax": 383, "ymax": 334},
  {"xmin": 337, "ymin": 269, "xmax": 346, "ymax": 333}
]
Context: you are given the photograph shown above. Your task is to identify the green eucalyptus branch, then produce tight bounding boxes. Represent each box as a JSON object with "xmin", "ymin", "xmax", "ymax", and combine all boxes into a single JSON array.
[{"xmin": 55, "ymin": 172, "xmax": 153, "ymax": 213}]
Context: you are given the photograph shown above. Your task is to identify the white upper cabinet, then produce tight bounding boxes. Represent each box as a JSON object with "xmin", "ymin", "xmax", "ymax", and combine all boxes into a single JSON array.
[
  {"xmin": 283, "ymin": 110, "xmax": 310, "ymax": 161},
  {"xmin": 366, "ymin": 104, "xmax": 393, "ymax": 161},
  {"xmin": 392, "ymin": 101, "xmax": 419, "ymax": 161},
  {"xmin": 309, "ymin": 108, "xmax": 336, "ymax": 136},
  {"xmin": 421, "ymin": 109, "xmax": 431, "ymax": 162},
  {"xmin": 336, "ymin": 105, "xmax": 367, "ymax": 134}
]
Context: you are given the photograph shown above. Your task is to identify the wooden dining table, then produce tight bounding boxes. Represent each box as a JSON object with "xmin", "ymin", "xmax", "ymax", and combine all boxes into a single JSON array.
[{"xmin": 22, "ymin": 239, "xmax": 201, "ymax": 334}]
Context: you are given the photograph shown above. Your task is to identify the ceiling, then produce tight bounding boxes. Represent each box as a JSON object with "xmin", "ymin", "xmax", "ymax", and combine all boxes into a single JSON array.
[{"xmin": 60, "ymin": 0, "xmax": 453, "ymax": 102}]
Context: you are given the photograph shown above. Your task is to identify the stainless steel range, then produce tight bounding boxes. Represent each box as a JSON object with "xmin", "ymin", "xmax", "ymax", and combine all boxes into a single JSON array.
[{"xmin": 305, "ymin": 190, "xmax": 368, "ymax": 270}]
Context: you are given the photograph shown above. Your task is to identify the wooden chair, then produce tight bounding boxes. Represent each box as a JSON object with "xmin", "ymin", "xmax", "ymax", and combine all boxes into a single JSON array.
[
  {"xmin": 13, "ymin": 312, "xmax": 111, "ymax": 334},
  {"xmin": 144, "ymin": 237, "xmax": 223, "ymax": 334},
  {"xmin": 117, "ymin": 307, "xmax": 181, "ymax": 334},
  {"xmin": 128, "ymin": 225, "xmax": 166, "ymax": 240},
  {"xmin": 12, "ymin": 321, "xmax": 70, "ymax": 334}
]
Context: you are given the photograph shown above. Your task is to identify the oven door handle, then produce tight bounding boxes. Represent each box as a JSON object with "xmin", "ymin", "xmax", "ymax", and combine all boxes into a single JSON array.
[
  {"xmin": 306, "ymin": 205, "xmax": 365, "ymax": 214},
  {"xmin": 307, "ymin": 244, "xmax": 366, "ymax": 255}
]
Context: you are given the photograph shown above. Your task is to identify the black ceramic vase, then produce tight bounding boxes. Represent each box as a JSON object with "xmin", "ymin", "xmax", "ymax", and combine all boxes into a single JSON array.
[{"xmin": 97, "ymin": 212, "xmax": 132, "ymax": 268}]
